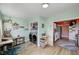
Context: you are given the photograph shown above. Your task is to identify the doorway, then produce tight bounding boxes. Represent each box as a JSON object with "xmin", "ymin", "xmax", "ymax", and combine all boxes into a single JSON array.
[
  {"xmin": 54, "ymin": 21, "xmax": 69, "ymax": 41},
  {"xmin": 53, "ymin": 20, "xmax": 77, "ymax": 51},
  {"xmin": 61, "ymin": 26, "xmax": 69, "ymax": 40}
]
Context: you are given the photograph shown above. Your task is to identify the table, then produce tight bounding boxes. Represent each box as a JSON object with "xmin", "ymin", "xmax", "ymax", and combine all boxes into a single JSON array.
[
  {"xmin": 0, "ymin": 38, "xmax": 13, "ymax": 54},
  {"xmin": 14, "ymin": 37, "xmax": 25, "ymax": 46}
]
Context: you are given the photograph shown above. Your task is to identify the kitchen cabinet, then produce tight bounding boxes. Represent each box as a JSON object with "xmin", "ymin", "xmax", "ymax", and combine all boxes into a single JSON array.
[{"xmin": 69, "ymin": 26, "xmax": 76, "ymax": 40}]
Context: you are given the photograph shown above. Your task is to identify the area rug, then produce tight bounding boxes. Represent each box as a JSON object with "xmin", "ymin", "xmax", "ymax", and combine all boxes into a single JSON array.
[
  {"xmin": 59, "ymin": 44, "xmax": 78, "ymax": 51},
  {"xmin": 2, "ymin": 43, "xmax": 28, "ymax": 55},
  {"xmin": 58, "ymin": 40, "xmax": 78, "ymax": 51}
]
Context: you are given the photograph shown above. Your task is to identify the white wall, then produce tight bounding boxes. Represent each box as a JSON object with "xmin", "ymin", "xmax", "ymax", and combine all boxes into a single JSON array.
[
  {"xmin": 0, "ymin": 11, "xmax": 3, "ymax": 42},
  {"xmin": 46, "ymin": 20, "xmax": 54, "ymax": 46},
  {"xmin": 0, "ymin": 20, "xmax": 2, "ymax": 42}
]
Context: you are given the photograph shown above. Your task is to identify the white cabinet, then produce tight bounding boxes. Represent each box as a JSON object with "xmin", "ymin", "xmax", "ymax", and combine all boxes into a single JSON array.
[
  {"xmin": 69, "ymin": 27, "xmax": 76, "ymax": 40},
  {"xmin": 69, "ymin": 31, "xmax": 76, "ymax": 40},
  {"xmin": 55, "ymin": 32, "xmax": 60, "ymax": 41}
]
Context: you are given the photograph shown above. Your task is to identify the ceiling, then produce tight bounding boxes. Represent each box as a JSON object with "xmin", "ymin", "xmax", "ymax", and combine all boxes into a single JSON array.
[{"xmin": 0, "ymin": 3, "xmax": 79, "ymax": 18}]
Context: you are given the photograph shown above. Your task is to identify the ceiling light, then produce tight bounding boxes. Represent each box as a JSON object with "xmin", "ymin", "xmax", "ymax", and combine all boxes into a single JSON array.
[{"xmin": 42, "ymin": 3, "xmax": 49, "ymax": 8}]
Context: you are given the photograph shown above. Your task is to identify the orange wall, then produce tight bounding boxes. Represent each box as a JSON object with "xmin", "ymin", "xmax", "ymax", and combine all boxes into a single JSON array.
[
  {"xmin": 55, "ymin": 21, "xmax": 69, "ymax": 26},
  {"xmin": 76, "ymin": 19, "xmax": 79, "ymax": 24}
]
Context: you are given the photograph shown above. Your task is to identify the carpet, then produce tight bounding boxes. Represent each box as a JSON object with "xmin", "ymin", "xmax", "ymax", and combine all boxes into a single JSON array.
[
  {"xmin": 58, "ymin": 40, "xmax": 78, "ymax": 51},
  {"xmin": 2, "ymin": 46, "xmax": 21, "ymax": 55},
  {"xmin": 59, "ymin": 44, "xmax": 78, "ymax": 51}
]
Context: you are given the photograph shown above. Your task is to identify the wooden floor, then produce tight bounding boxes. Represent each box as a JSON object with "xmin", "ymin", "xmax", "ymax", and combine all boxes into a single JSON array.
[{"xmin": 18, "ymin": 42, "xmax": 79, "ymax": 55}]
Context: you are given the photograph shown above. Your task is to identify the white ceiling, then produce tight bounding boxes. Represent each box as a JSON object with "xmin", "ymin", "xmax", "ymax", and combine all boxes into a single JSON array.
[{"xmin": 0, "ymin": 3, "xmax": 79, "ymax": 18}]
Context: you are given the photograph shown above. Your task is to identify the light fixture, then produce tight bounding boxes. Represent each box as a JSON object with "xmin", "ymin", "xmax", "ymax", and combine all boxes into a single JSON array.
[{"xmin": 42, "ymin": 3, "xmax": 49, "ymax": 8}]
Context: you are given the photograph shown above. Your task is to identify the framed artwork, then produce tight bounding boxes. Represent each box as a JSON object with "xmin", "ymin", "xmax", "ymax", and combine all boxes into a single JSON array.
[
  {"xmin": 42, "ymin": 24, "xmax": 44, "ymax": 28},
  {"xmin": 12, "ymin": 22, "xmax": 19, "ymax": 30},
  {"xmin": 30, "ymin": 22, "xmax": 38, "ymax": 30},
  {"xmin": 20, "ymin": 26, "xmax": 24, "ymax": 28}
]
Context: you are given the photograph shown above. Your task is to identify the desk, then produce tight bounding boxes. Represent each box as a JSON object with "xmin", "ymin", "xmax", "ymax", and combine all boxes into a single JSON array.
[
  {"xmin": 0, "ymin": 37, "xmax": 13, "ymax": 46},
  {"xmin": 0, "ymin": 38, "xmax": 13, "ymax": 54},
  {"xmin": 0, "ymin": 40, "xmax": 13, "ymax": 46},
  {"xmin": 14, "ymin": 37, "xmax": 25, "ymax": 46}
]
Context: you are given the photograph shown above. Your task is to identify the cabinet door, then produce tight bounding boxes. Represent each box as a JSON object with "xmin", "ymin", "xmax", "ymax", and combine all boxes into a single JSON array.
[{"xmin": 69, "ymin": 27, "xmax": 76, "ymax": 40}]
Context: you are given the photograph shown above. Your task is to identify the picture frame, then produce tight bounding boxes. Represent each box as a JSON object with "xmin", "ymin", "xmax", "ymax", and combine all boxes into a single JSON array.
[{"xmin": 42, "ymin": 24, "xmax": 44, "ymax": 28}]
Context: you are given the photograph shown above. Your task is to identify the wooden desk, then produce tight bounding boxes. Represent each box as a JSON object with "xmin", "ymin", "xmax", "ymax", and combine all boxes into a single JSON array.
[
  {"xmin": 14, "ymin": 37, "xmax": 25, "ymax": 46},
  {"xmin": 0, "ymin": 38, "xmax": 13, "ymax": 54},
  {"xmin": 0, "ymin": 37, "xmax": 13, "ymax": 46}
]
